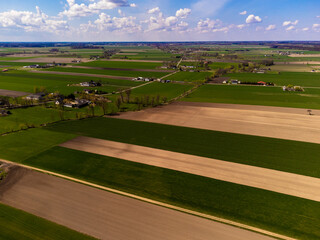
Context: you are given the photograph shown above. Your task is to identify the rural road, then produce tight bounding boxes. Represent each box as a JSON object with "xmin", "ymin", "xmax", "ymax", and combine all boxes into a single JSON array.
[
  {"xmin": 114, "ymin": 101, "xmax": 320, "ymax": 144},
  {"xmin": 61, "ymin": 136, "xmax": 320, "ymax": 202},
  {"xmin": 0, "ymin": 166, "xmax": 276, "ymax": 240}
]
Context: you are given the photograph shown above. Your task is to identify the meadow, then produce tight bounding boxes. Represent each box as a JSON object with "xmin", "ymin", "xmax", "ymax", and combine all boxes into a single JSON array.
[
  {"xmin": 47, "ymin": 67, "xmax": 168, "ymax": 78},
  {"xmin": 0, "ymin": 203, "xmax": 95, "ymax": 240},
  {"xmin": 183, "ymin": 84, "xmax": 320, "ymax": 109},
  {"xmin": 225, "ymin": 72, "xmax": 320, "ymax": 87},
  {"xmin": 0, "ymin": 71, "xmax": 141, "ymax": 94},
  {"xmin": 78, "ymin": 60, "xmax": 163, "ymax": 69},
  {"xmin": 164, "ymin": 71, "xmax": 212, "ymax": 82}
]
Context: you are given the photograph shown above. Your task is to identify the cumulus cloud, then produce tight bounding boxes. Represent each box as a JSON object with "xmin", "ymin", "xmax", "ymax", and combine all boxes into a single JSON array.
[
  {"xmin": 237, "ymin": 24, "xmax": 246, "ymax": 29},
  {"xmin": 239, "ymin": 11, "xmax": 247, "ymax": 15},
  {"xmin": 0, "ymin": 7, "xmax": 68, "ymax": 32},
  {"xmin": 148, "ymin": 7, "xmax": 160, "ymax": 14},
  {"xmin": 283, "ymin": 20, "xmax": 298, "ymax": 26},
  {"xmin": 286, "ymin": 25, "xmax": 295, "ymax": 31},
  {"xmin": 176, "ymin": 8, "xmax": 191, "ymax": 19},
  {"xmin": 196, "ymin": 18, "xmax": 223, "ymax": 33},
  {"xmin": 302, "ymin": 27, "xmax": 309, "ymax": 31},
  {"xmin": 266, "ymin": 24, "xmax": 276, "ymax": 31},
  {"xmin": 313, "ymin": 23, "xmax": 320, "ymax": 31},
  {"xmin": 60, "ymin": 0, "xmax": 129, "ymax": 18},
  {"xmin": 246, "ymin": 14, "xmax": 262, "ymax": 24},
  {"xmin": 130, "ymin": 3, "xmax": 137, "ymax": 7}
]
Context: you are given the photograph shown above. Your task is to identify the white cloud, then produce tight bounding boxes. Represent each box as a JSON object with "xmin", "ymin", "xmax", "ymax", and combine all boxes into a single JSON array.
[
  {"xmin": 196, "ymin": 18, "xmax": 223, "ymax": 33},
  {"xmin": 302, "ymin": 27, "xmax": 309, "ymax": 31},
  {"xmin": 130, "ymin": 3, "xmax": 137, "ymax": 7},
  {"xmin": 313, "ymin": 23, "xmax": 320, "ymax": 31},
  {"xmin": 239, "ymin": 11, "xmax": 247, "ymax": 15},
  {"xmin": 176, "ymin": 8, "xmax": 191, "ymax": 19},
  {"xmin": 246, "ymin": 14, "xmax": 262, "ymax": 24},
  {"xmin": 237, "ymin": 24, "xmax": 246, "ymax": 29},
  {"xmin": 148, "ymin": 7, "xmax": 160, "ymax": 14},
  {"xmin": 60, "ymin": 0, "xmax": 129, "ymax": 18},
  {"xmin": 0, "ymin": 7, "xmax": 68, "ymax": 32},
  {"xmin": 283, "ymin": 20, "xmax": 298, "ymax": 26},
  {"xmin": 286, "ymin": 26, "xmax": 295, "ymax": 31},
  {"xmin": 266, "ymin": 24, "xmax": 276, "ymax": 31},
  {"xmin": 317, "ymin": 16, "xmax": 320, "ymax": 18}
]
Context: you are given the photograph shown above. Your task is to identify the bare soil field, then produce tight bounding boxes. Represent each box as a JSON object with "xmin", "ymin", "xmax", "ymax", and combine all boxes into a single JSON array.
[
  {"xmin": 0, "ymin": 166, "xmax": 273, "ymax": 240},
  {"xmin": 29, "ymin": 70, "xmax": 133, "ymax": 80},
  {"xmin": 275, "ymin": 61, "xmax": 320, "ymax": 65},
  {"xmin": 0, "ymin": 89, "xmax": 29, "ymax": 97},
  {"xmin": 12, "ymin": 57, "xmax": 92, "ymax": 63},
  {"xmin": 114, "ymin": 102, "xmax": 320, "ymax": 144},
  {"xmin": 61, "ymin": 136, "xmax": 320, "ymax": 202},
  {"xmin": 289, "ymin": 54, "xmax": 320, "ymax": 57}
]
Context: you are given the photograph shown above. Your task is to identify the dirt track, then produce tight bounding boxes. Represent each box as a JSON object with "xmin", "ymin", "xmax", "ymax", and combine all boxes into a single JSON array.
[
  {"xmin": 102, "ymin": 59, "xmax": 163, "ymax": 63},
  {"xmin": 29, "ymin": 70, "xmax": 133, "ymax": 80},
  {"xmin": 0, "ymin": 166, "xmax": 274, "ymax": 240},
  {"xmin": 114, "ymin": 102, "xmax": 320, "ymax": 144},
  {"xmin": 61, "ymin": 136, "xmax": 320, "ymax": 202},
  {"xmin": 0, "ymin": 89, "xmax": 29, "ymax": 97}
]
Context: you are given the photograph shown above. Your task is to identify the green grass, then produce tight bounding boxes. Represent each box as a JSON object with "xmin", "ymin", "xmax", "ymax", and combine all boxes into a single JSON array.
[
  {"xmin": 0, "ymin": 128, "xmax": 75, "ymax": 161},
  {"xmin": 131, "ymin": 82, "xmax": 193, "ymax": 100},
  {"xmin": 183, "ymin": 84, "xmax": 320, "ymax": 109},
  {"xmin": 23, "ymin": 146, "xmax": 320, "ymax": 240},
  {"xmin": 47, "ymin": 67, "xmax": 168, "ymax": 78},
  {"xmin": 0, "ymin": 71, "xmax": 141, "ymax": 94},
  {"xmin": 209, "ymin": 62, "xmax": 239, "ymax": 69},
  {"xmin": 225, "ymin": 72, "xmax": 320, "ymax": 87},
  {"xmin": 78, "ymin": 60, "xmax": 163, "ymax": 69},
  {"xmin": 164, "ymin": 71, "xmax": 212, "ymax": 82},
  {"xmin": 0, "ymin": 203, "xmax": 95, "ymax": 240},
  {"xmin": 46, "ymin": 117, "xmax": 320, "ymax": 178}
]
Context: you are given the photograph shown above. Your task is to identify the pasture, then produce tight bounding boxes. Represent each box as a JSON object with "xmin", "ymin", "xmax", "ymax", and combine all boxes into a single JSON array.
[
  {"xmin": 78, "ymin": 60, "xmax": 163, "ymax": 69},
  {"xmin": 183, "ymin": 84, "xmax": 320, "ymax": 109},
  {"xmin": 225, "ymin": 72, "xmax": 320, "ymax": 87},
  {"xmin": 46, "ymin": 67, "xmax": 168, "ymax": 78},
  {"xmin": 164, "ymin": 71, "xmax": 212, "ymax": 82}
]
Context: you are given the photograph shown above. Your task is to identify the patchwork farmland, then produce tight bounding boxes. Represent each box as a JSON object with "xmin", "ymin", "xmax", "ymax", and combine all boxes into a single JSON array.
[{"xmin": 1, "ymin": 42, "xmax": 320, "ymax": 240}]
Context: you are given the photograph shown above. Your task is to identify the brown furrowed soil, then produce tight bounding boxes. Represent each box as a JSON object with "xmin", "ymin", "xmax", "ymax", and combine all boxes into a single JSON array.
[
  {"xmin": 0, "ymin": 166, "xmax": 274, "ymax": 240},
  {"xmin": 0, "ymin": 89, "xmax": 29, "ymax": 97},
  {"xmin": 114, "ymin": 102, "xmax": 320, "ymax": 144}
]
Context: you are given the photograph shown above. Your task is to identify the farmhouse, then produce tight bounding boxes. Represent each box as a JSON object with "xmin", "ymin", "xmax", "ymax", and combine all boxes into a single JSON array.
[
  {"xmin": 80, "ymin": 80, "xmax": 99, "ymax": 87},
  {"xmin": 64, "ymin": 99, "xmax": 90, "ymax": 108},
  {"xmin": 231, "ymin": 80, "xmax": 240, "ymax": 85},
  {"xmin": 25, "ymin": 92, "xmax": 46, "ymax": 101},
  {"xmin": 0, "ymin": 109, "xmax": 10, "ymax": 116}
]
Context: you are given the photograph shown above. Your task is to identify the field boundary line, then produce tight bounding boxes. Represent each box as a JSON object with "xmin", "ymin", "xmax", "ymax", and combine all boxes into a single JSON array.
[{"xmin": 0, "ymin": 158, "xmax": 295, "ymax": 240}]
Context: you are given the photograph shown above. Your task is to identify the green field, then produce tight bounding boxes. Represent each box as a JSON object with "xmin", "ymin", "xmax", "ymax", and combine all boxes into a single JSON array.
[
  {"xmin": 44, "ymin": 117, "xmax": 320, "ymax": 178},
  {"xmin": 164, "ymin": 71, "xmax": 212, "ymax": 82},
  {"xmin": 21, "ymin": 146, "xmax": 320, "ymax": 240},
  {"xmin": 0, "ymin": 71, "xmax": 141, "ymax": 95},
  {"xmin": 0, "ymin": 203, "xmax": 95, "ymax": 240},
  {"xmin": 78, "ymin": 60, "xmax": 164, "ymax": 69},
  {"xmin": 130, "ymin": 82, "xmax": 193, "ymax": 100},
  {"xmin": 46, "ymin": 67, "xmax": 168, "ymax": 78},
  {"xmin": 183, "ymin": 84, "xmax": 320, "ymax": 109},
  {"xmin": 225, "ymin": 72, "xmax": 320, "ymax": 87}
]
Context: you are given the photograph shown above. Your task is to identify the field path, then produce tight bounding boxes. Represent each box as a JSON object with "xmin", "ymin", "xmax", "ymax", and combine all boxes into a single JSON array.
[
  {"xmin": 114, "ymin": 102, "xmax": 320, "ymax": 144},
  {"xmin": 61, "ymin": 136, "xmax": 320, "ymax": 202},
  {"xmin": 0, "ymin": 163, "xmax": 280, "ymax": 240}
]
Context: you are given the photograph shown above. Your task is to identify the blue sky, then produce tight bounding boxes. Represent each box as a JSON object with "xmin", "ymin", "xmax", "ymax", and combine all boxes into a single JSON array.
[{"xmin": 0, "ymin": 0, "xmax": 318, "ymax": 41}]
